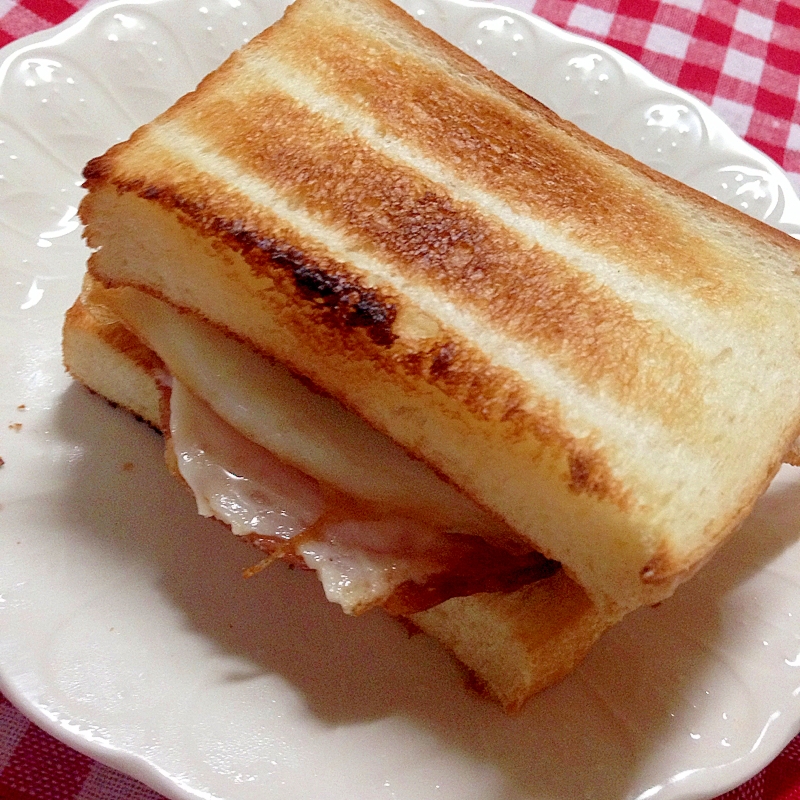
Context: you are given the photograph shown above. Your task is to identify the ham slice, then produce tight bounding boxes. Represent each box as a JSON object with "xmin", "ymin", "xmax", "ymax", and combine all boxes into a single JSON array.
[{"xmin": 169, "ymin": 379, "xmax": 556, "ymax": 614}]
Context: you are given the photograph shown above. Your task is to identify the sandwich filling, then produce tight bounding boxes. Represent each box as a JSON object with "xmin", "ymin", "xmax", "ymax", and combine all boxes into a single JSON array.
[
  {"xmin": 106, "ymin": 286, "xmax": 557, "ymax": 615},
  {"xmin": 169, "ymin": 380, "xmax": 555, "ymax": 614}
]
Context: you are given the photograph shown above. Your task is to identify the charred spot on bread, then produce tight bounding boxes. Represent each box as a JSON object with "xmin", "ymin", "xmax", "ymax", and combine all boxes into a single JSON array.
[
  {"xmin": 289, "ymin": 263, "xmax": 398, "ymax": 344},
  {"xmin": 566, "ymin": 445, "xmax": 624, "ymax": 505}
]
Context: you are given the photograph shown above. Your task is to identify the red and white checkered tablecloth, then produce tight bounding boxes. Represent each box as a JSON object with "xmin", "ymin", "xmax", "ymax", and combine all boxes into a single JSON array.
[
  {"xmin": 523, "ymin": 0, "xmax": 800, "ymax": 198},
  {"xmin": 1, "ymin": 0, "xmax": 799, "ymax": 799}
]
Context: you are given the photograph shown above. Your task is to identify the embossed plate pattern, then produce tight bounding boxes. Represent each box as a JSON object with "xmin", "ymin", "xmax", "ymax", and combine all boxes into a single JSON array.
[{"xmin": 1, "ymin": 1, "xmax": 800, "ymax": 799}]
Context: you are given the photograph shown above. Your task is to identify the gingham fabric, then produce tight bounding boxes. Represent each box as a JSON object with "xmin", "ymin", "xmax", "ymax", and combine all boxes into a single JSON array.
[
  {"xmin": 0, "ymin": 0, "xmax": 87, "ymax": 47},
  {"xmin": 503, "ymin": 0, "xmax": 800, "ymax": 197},
  {"xmin": 1, "ymin": 1, "xmax": 799, "ymax": 799}
]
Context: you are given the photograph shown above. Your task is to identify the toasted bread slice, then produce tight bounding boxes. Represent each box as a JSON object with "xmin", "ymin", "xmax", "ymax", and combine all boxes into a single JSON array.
[
  {"xmin": 410, "ymin": 568, "xmax": 613, "ymax": 710},
  {"xmin": 63, "ymin": 276, "xmax": 619, "ymax": 709}
]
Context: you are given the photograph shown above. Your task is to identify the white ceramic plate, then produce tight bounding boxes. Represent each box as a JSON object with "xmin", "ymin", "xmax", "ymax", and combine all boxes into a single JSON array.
[{"xmin": 2, "ymin": 1, "xmax": 800, "ymax": 799}]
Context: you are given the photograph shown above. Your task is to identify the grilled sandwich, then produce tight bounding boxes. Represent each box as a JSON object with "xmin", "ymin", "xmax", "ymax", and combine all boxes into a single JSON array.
[{"xmin": 64, "ymin": 0, "xmax": 800, "ymax": 707}]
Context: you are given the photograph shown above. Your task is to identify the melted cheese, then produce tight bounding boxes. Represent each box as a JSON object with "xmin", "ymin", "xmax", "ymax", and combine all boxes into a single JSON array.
[{"xmin": 110, "ymin": 286, "xmax": 507, "ymax": 538}]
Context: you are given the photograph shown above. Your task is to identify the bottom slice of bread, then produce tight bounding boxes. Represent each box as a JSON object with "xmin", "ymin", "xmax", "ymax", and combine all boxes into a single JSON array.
[
  {"xmin": 410, "ymin": 569, "xmax": 615, "ymax": 709},
  {"xmin": 63, "ymin": 290, "xmax": 164, "ymax": 429},
  {"xmin": 62, "ymin": 280, "xmax": 621, "ymax": 710}
]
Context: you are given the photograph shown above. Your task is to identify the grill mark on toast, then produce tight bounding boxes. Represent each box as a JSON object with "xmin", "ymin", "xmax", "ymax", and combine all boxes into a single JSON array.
[
  {"xmin": 261, "ymin": 20, "xmax": 746, "ymax": 307},
  {"xmin": 209, "ymin": 222, "xmax": 399, "ymax": 346},
  {"xmin": 175, "ymin": 89, "xmax": 702, "ymax": 426},
  {"xmin": 194, "ymin": 50, "xmax": 778, "ymax": 370}
]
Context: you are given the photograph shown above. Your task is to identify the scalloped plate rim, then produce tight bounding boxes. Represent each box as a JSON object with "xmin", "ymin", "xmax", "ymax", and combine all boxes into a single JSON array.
[{"xmin": 0, "ymin": 1, "xmax": 799, "ymax": 799}]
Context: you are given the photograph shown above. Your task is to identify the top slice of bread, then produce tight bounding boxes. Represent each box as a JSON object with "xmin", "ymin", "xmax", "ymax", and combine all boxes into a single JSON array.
[{"xmin": 79, "ymin": 0, "xmax": 800, "ymax": 612}]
